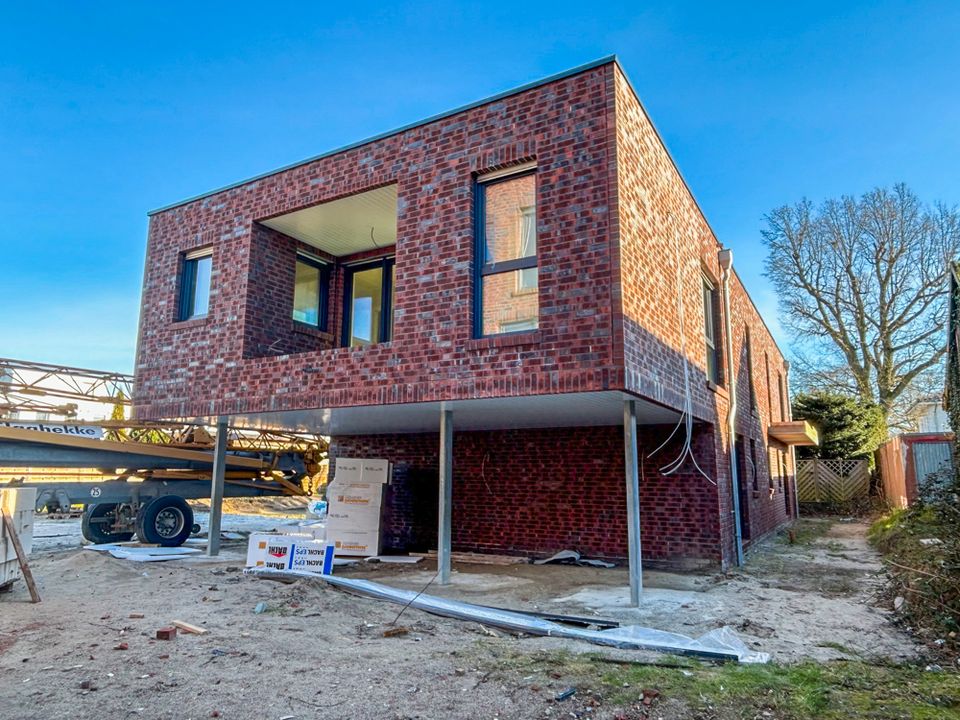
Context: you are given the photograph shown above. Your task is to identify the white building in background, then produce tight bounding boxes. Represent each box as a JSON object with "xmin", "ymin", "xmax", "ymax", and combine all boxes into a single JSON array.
[{"xmin": 906, "ymin": 398, "xmax": 950, "ymax": 434}]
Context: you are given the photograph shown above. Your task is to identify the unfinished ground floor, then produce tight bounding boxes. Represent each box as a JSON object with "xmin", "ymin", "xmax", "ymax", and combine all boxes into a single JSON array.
[{"xmin": 330, "ymin": 421, "xmax": 797, "ymax": 570}]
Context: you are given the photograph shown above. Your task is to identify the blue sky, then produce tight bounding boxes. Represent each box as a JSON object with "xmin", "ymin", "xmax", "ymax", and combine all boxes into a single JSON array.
[{"xmin": 1, "ymin": 1, "xmax": 958, "ymax": 373}]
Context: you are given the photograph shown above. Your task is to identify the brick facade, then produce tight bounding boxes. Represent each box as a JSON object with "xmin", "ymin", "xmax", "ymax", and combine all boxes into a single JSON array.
[
  {"xmin": 331, "ymin": 423, "xmax": 721, "ymax": 567},
  {"xmin": 134, "ymin": 58, "xmax": 795, "ymax": 568}
]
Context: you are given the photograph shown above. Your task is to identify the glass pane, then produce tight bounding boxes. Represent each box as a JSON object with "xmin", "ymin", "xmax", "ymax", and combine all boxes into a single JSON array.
[
  {"xmin": 292, "ymin": 260, "xmax": 321, "ymax": 325},
  {"xmin": 349, "ymin": 266, "xmax": 383, "ymax": 347},
  {"xmin": 191, "ymin": 255, "xmax": 211, "ymax": 317},
  {"xmin": 517, "ymin": 266, "xmax": 538, "ymax": 292},
  {"xmin": 702, "ymin": 283, "xmax": 714, "ymax": 345},
  {"xmin": 483, "ymin": 174, "xmax": 536, "ymax": 265},
  {"xmin": 481, "ymin": 270, "xmax": 539, "ymax": 335}
]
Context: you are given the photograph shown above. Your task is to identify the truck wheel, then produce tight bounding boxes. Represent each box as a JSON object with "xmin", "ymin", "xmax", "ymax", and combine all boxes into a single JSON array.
[
  {"xmin": 136, "ymin": 496, "xmax": 194, "ymax": 546},
  {"xmin": 81, "ymin": 503, "xmax": 134, "ymax": 544}
]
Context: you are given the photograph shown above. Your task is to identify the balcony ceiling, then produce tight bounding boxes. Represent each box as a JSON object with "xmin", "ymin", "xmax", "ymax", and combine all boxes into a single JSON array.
[{"xmin": 261, "ymin": 185, "xmax": 398, "ymax": 257}]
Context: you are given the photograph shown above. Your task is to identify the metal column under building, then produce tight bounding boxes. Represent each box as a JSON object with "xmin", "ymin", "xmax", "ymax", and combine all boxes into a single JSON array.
[
  {"xmin": 623, "ymin": 398, "xmax": 643, "ymax": 604},
  {"xmin": 438, "ymin": 408, "xmax": 453, "ymax": 584},
  {"xmin": 207, "ymin": 416, "xmax": 228, "ymax": 557}
]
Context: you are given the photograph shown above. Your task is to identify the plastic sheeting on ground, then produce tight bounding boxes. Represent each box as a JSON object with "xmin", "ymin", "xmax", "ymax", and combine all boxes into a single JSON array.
[
  {"xmin": 533, "ymin": 549, "xmax": 616, "ymax": 568},
  {"xmin": 245, "ymin": 567, "xmax": 769, "ymax": 663},
  {"xmin": 85, "ymin": 544, "xmax": 201, "ymax": 562}
]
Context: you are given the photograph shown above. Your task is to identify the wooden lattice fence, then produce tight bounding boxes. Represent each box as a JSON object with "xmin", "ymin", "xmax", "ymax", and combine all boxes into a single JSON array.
[{"xmin": 796, "ymin": 458, "xmax": 870, "ymax": 503}]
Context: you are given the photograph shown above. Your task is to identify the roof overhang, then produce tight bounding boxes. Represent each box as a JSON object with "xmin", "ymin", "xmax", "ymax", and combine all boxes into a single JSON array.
[
  {"xmin": 768, "ymin": 420, "xmax": 820, "ymax": 447},
  {"xmin": 197, "ymin": 391, "xmax": 681, "ymax": 436}
]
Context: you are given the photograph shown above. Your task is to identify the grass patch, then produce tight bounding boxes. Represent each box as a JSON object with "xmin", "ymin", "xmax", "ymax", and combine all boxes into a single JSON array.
[
  {"xmin": 479, "ymin": 648, "xmax": 960, "ymax": 719},
  {"xmin": 599, "ymin": 658, "xmax": 960, "ymax": 719}
]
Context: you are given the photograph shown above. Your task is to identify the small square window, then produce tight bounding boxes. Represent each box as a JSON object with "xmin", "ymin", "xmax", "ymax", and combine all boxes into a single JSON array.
[
  {"xmin": 178, "ymin": 249, "xmax": 212, "ymax": 321},
  {"xmin": 292, "ymin": 254, "xmax": 330, "ymax": 331}
]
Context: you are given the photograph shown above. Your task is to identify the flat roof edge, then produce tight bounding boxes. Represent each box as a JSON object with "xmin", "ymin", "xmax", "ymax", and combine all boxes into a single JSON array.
[{"xmin": 147, "ymin": 54, "xmax": 618, "ymax": 216}]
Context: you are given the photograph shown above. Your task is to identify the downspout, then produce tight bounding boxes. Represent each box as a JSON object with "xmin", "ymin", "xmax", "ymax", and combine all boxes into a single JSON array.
[
  {"xmin": 718, "ymin": 249, "xmax": 745, "ymax": 567},
  {"xmin": 785, "ymin": 361, "xmax": 801, "ymax": 519}
]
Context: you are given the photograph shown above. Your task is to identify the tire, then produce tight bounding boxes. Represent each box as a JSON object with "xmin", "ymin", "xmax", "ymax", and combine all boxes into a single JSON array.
[
  {"xmin": 136, "ymin": 496, "xmax": 194, "ymax": 547},
  {"xmin": 81, "ymin": 503, "xmax": 134, "ymax": 544}
]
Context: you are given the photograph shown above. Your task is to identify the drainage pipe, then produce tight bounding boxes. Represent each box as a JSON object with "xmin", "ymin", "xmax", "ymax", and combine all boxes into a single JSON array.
[{"xmin": 718, "ymin": 249, "xmax": 745, "ymax": 567}]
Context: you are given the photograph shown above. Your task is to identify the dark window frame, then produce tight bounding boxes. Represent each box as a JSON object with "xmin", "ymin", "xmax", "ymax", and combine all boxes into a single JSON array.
[
  {"xmin": 745, "ymin": 327, "xmax": 757, "ymax": 411},
  {"xmin": 341, "ymin": 256, "xmax": 395, "ymax": 348},
  {"xmin": 473, "ymin": 167, "xmax": 538, "ymax": 338},
  {"xmin": 177, "ymin": 249, "xmax": 212, "ymax": 322},
  {"xmin": 292, "ymin": 253, "xmax": 331, "ymax": 332},
  {"xmin": 702, "ymin": 275, "xmax": 722, "ymax": 385}
]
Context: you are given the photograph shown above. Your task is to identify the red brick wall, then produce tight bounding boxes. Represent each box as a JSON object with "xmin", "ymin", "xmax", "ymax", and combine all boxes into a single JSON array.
[
  {"xmin": 134, "ymin": 65, "xmax": 620, "ymax": 420},
  {"xmin": 331, "ymin": 424, "xmax": 722, "ymax": 567},
  {"xmin": 612, "ymin": 65, "xmax": 795, "ymax": 562}
]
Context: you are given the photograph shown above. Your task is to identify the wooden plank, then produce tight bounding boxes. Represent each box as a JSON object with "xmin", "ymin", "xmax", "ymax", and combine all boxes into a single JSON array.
[
  {"xmin": 0, "ymin": 425, "xmax": 264, "ymax": 469},
  {"xmin": 171, "ymin": 620, "xmax": 208, "ymax": 635},
  {"xmin": 1, "ymin": 509, "xmax": 40, "ymax": 603}
]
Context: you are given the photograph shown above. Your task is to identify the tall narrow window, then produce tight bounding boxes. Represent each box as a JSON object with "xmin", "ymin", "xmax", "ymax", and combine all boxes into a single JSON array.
[
  {"xmin": 749, "ymin": 439, "xmax": 758, "ymax": 491},
  {"xmin": 292, "ymin": 254, "xmax": 330, "ymax": 330},
  {"xmin": 702, "ymin": 277, "xmax": 720, "ymax": 384},
  {"xmin": 778, "ymin": 372, "xmax": 788, "ymax": 422},
  {"xmin": 178, "ymin": 248, "xmax": 212, "ymax": 321},
  {"xmin": 476, "ymin": 167, "xmax": 538, "ymax": 336},
  {"xmin": 343, "ymin": 257, "xmax": 394, "ymax": 348},
  {"xmin": 745, "ymin": 328, "xmax": 757, "ymax": 411}
]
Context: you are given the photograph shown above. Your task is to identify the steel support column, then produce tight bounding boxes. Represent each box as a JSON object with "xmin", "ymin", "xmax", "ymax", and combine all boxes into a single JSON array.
[
  {"xmin": 623, "ymin": 398, "xmax": 642, "ymax": 605},
  {"xmin": 207, "ymin": 416, "xmax": 228, "ymax": 557},
  {"xmin": 438, "ymin": 408, "xmax": 453, "ymax": 584}
]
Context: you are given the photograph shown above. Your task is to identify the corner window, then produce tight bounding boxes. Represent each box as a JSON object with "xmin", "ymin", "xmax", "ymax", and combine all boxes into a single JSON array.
[
  {"xmin": 178, "ymin": 249, "xmax": 212, "ymax": 321},
  {"xmin": 343, "ymin": 257, "xmax": 394, "ymax": 348},
  {"xmin": 476, "ymin": 167, "xmax": 538, "ymax": 336},
  {"xmin": 292, "ymin": 254, "xmax": 330, "ymax": 330},
  {"xmin": 702, "ymin": 276, "xmax": 721, "ymax": 384}
]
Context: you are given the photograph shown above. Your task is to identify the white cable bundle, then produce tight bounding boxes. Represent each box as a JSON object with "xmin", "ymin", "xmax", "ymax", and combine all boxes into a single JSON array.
[{"xmin": 648, "ymin": 218, "xmax": 715, "ymax": 485}]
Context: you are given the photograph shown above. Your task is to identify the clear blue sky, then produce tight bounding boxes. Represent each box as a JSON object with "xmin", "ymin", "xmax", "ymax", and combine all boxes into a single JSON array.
[{"xmin": 2, "ymin": 1, "xmax": 958, "ymax": 373}]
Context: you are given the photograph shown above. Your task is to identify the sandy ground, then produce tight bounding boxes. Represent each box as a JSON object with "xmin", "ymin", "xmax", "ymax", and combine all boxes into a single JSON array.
[{"xmin": 0, "ymin": 517, "xmax": 916, "ymax": 719}]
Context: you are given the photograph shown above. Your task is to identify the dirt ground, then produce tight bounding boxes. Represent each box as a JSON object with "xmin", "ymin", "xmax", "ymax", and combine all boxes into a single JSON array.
[{"xmin": 0, "ymin": 516, "xmax": 918, "ymax": 719}]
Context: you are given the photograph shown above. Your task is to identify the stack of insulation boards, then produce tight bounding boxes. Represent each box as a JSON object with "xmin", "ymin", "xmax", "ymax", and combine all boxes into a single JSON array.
[
  {"xmin": 1, "ymin": 487, "xmax": 35, "ymax": 590},
  {"xmin": 326, "ymin": 458, "xmax": 390, "ymax": 556}
]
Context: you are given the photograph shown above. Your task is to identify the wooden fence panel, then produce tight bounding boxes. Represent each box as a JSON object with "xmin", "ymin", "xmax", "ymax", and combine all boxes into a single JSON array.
[
  {"xmin": 877, "ymin": 437, "xmax": 908, "ymax": 509},
  {"xmin": 797, "ymin": 458, "xmax": 870, "ymax": 503}
]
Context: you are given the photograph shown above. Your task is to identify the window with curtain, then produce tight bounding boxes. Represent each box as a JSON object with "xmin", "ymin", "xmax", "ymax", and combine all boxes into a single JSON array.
[{"xmin": 476, "ymin": 168, "xmax": 538, "ymax": 336}]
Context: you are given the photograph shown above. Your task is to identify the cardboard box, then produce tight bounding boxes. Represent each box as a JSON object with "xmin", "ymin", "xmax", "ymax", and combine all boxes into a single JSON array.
[
  {"xmin": 327, "ymin": 528, "xmax": 382, "ymax": 557},
  {"xmin": 245, "ymin": 533, "xmax": 333, "ymax": 574},
  {"xmin": 333, "ymin": 457, "xmax": 363, "ymax": 484},
  {"xmin": 327, "ymin": 482, "xmax": 385, "ymax": 515},
  {"xmin": 334, "ymin": 457, "xmax": 391, "ymax": 484},
  {"xmin": 360, "ymin": 458, "xmax": 391, "ymax": 484}
]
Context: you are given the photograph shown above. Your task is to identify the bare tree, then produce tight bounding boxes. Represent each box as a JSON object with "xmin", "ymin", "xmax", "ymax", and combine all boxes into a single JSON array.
[{"xmin": 762, "ymin": 184, "xmax": 960, "ymax": 425}]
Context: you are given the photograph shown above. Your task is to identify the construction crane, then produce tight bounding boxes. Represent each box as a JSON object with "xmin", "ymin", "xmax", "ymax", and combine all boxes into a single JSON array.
[
  {"xmin": 0, "ymin": 357, "xmax": 329, "ymax": 545},
  {"xmin": 0, "ymin": 357, "xmax": 133, "ymax": 418}
]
